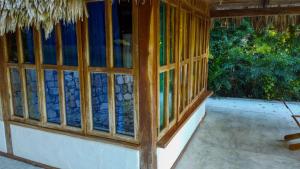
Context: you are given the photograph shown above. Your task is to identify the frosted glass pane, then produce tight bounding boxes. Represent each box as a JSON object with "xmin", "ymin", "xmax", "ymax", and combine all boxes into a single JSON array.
[
  {"xmin": 64, "ymin": 71, "xmax": 81, "ymax": 128},
  {"xmin": 10, "ymin": 69, "xmax": 24, "ymax": 117},
  {"xmin": 44, "ymin": 70, "xmax": 60, "ymax": 124},
  {"xmin": 91, "ymin": 73, "xmax": 109, "ymax": 132},
  {"xmin": 115, "ymin": 74, "xmax": 134, "ymax": 137},
  {"xmin": 25, "ymin": 69, "xmax": 40, "ymax": 120}
]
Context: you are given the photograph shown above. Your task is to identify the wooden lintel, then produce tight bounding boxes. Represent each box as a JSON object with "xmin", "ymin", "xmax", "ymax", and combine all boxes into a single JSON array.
[{"xmin": 211, "ymin": 6, "xmax": 300, "ymax": 18}]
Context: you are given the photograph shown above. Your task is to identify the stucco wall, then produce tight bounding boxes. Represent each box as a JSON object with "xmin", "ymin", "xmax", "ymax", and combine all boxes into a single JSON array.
[
  {"xmin": 0, "ymin": 96, "xmax": 3, "ymax": 120},
  {"xmin": 157, "ymin": 102, "xmax": 206, "ymax": 169},
  {"xmin": 0, "ymin": 120, "xmax": 7, "ymax": 153},
  {"xmin": 11, "ymin": 125, "xmax": 140, "ymax": 169}
]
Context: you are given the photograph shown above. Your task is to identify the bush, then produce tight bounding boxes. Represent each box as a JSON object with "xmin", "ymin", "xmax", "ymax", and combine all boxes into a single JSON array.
[{"xmin": 209, "ymin": 19, "xmax": 300, "ymax": 101}]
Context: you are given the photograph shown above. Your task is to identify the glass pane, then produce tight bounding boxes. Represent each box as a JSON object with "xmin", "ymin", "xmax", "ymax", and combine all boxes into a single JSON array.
[
  {"xmin": 7, "ymin": 32, "xmax": 18, "ymax": 63},
  {"xmin": 64, "ymin": 71, "xmax": 81, "ymax": 127},
  {"xmin": 159, "ymin": 1, "xmax": 167, "ymax": 66},
  {"xmin": 10, "ymin": 69, "xmax": 24, "ymax": 117},
  {"xmin": 112, "ymin": 0, "xmax": 133, "ymax": 68},
  {"xmin": 25, "ymin": 69, "xmax": 40, "ymax": 120},
  {"xmin": 61, "ymin": 23, "xmax": 78, "ymax": 66},
  {"xmin": 170, "ymin": 7, "xmax": 175, "ymax": 64},
  {"xmin": 169, "ymin": 70, "xmax": 175, "ymax": 122},
  {"xmin": 87, "ymin": 1, "xmax": 106, "ymax": 67},
  {"xmin": 115, "ymin": 74, "xmax": 134, "ymax": 137},
  {"xmin": 159, "ymin": 72, "xmax": 166, "ymax": 130},
  {"xmin": 42, "ymin": 30, "xmax": 57, "ymax": 65},
  {"xmin": 44, "ymin": 70, "xmax": 60, "ymax": 124},
  {"xmin": 91, "ymin": 73, "xmax": 109, "ymax": 132},
  {"xmin": 22, "ymin": 28, "xmax": 35, "ymax": 64}
]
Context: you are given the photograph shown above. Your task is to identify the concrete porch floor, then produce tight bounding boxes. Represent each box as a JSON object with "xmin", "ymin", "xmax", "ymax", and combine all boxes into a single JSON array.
[
  {"xmin": 175, "ymin": 97, "xmax": 300, "ymax": 169},
  {"xmin": 0, "ymin": 97, "xmax": 299, "ymax": 169}
]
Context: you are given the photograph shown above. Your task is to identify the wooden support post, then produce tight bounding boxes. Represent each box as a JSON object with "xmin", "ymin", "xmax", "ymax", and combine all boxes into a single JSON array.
[
  {"xmin": 138, "ymin": 0, "xmax": 158, "ymax": 169},
  {"xmin": 0, "ymin": 36, "xmax": 13, "ymax": 154}
]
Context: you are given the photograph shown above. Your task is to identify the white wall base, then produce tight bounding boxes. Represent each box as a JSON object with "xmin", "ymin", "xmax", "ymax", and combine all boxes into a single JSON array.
[
  {"xmin": 0, "ymin": 120, "xmax": 7, "ymax": 153},
  {"xmin": 10, "ymin": 125, "xmax": 139, "ymax": 169},
  {"xmin": 157, "ymin": 102, "xmax": 206, "ymax": 169}
]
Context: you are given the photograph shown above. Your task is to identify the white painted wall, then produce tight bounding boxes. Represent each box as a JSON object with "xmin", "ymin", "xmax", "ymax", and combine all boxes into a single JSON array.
[
  {"xmin": 0, "ymin": 120, "xmax": 7, "ymax": 153},
  {"xmin": 157, "ymin": 102, "xmax": 206, "ymax": 169},
  {"xmin": 11, "ymin": 125, "xmax": 140, "ymax": 169}
]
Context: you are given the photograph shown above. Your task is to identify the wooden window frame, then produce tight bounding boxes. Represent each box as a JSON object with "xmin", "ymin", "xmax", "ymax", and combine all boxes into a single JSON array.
[
  {"xmin": 157, "ymin": 1, "xmax": 211, "ymax": 140},
  {"xmin": 2, "ymin": 0, "xmax": 139, "ymax": 145}
]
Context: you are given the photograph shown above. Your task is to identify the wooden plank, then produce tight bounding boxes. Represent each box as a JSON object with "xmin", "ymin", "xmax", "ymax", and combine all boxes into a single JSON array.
[
  {"xmin": 211, "ymin": 6, "xmax": 300, "ymax": 18},
  {"xmin": 138, "ymin": 0, "xmax": 158, "ymax": 168}
]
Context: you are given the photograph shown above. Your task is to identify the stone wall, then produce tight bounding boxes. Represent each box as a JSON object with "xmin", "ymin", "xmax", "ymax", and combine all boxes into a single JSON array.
[
  {"xmin": 10, "ymin": 69, "xmax": 24, "ymax": 117},
  {"xmin": 25, "ymin": 69, "xmax": 40, "ymax": 120}
]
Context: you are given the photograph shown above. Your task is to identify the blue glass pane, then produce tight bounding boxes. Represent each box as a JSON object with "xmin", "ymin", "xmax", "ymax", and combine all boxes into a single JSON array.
[
  {"xmin": 44, "ymin": 70, "xmax": 60, "ymax": 124},
  {"xmin": 7, "ymin": 32, "xmax": 18, "ymax": 63},
  {"xmin": 42, "ymin": 30, "xmax": 57, "ymax": 65},
  {"xmin": 22, "ymin": 28, "xmax": 35, "ymax": 64},
  {"xmin": 159, "ymin": 1, "xmax": 167, "ymax": 66},
  {"xmin": 10, "ymin": 69, "xmax": 24, "ymax": 117},
  {"xmin": 91, "ymin": 73, "xmax": 109, "ymax": 132},
  {"xmin": 112, "ymin": 0, "xmax": 132, "ymax": 68},
  {"xmin": 114, "ymin": 74, "xmax": 134, "ymax": 137},
  {"xmin": 87, "ymin": 1, "xmax": 106, "ymax": 67},
  {"xmin": 169, "ymin": 70, "xmax": 175, "ymax": 122},
  {"xmin": 25, "ymin": 69, "xmax": 40, "ymax": 120},
  {"xmin": 64, "ymin": 71, "xmax": 81, "ymax": 127},
  {"xmin": 61, "ymin": 23, "xmax": 78, "ymax": 66},
  {"xmin": 159, "ymin": 72, "xmax": 166, "ymax": 130}
]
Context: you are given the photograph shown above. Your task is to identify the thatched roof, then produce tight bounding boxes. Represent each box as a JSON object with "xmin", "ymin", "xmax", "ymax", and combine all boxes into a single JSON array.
[
  {"xmin": 0, "ymin": 0, "xmax": 86, "ymax": 37},
  {"xmin": 210, "ymin": 0, "xmax": 300, "ymax": 31}
]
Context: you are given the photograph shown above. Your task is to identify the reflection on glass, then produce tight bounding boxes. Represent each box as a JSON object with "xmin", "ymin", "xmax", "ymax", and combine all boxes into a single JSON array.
[
  {"xmin": 159, "ymin": 1, "xmax": 167, "ymax": 66},
  {"xmin": 7, "ymin": 32, "xmax": 18, "ymax": 63},
  {"xmin": 114, "ymin": 74, "xmax": 134, "ymax": 137},
  {"xmin": 159, "ymin": 72, "xmax": 166, "ymax": 130},
  {"xmin": 170, "ymin": 7, "xmax": 175, "ymax": 64},
  {"xmin": 25, "ymin": 69, "xmax": 40, "ymax": 120},
  {"xmin": 112, "ymin": 0, "xmax": 133, "ymax": 68},
  {"xmin": 61, "ymin": 23, "xmax": 78, "ymax": 66},
  {"xmin": 22, "ymin": 28, "xmax": 35, "ymax": 64},
  {"xmin": 10, "ymin": 69, "xmax": 24, "ymax": 117},
  {"xmin": 64, "ymin": 71, "xmax": 81, "ymax": 127},
  {"xmin": 169, "ymin": 70, "xmax": 175, "ymax": 122},
  {"xmin": 91, "ymin": 73, "xmax": 109, "ymax": 132},
  {"xmin": 42, "ymin": 30, "xmax": 57, "ymax": 65},
  {"xmin": 87, "ymin": 1, "xmax": 106, "ymax": 67},
  {"xmin": 44, "ymin": 70, "xmax": 60, "ymax": 124}
]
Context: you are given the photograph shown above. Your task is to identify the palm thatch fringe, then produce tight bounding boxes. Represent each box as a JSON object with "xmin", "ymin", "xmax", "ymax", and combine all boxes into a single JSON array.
[
  {"xmin": 212, "ymin": 15, "xmax": 300, "ymax": 32},
  {"xmin": 0, "ymin": 0, "xmax": 87, "ymax": 38}
]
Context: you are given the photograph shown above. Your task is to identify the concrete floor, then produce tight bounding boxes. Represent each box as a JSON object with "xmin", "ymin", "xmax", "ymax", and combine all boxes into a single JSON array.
[
  {"xmin": 0, "ymin": 97, "xmax": 299, "ymax": 169},
  {"xmin": 175, "ymin": 97, "xmax": 300, "ymax": 169}
]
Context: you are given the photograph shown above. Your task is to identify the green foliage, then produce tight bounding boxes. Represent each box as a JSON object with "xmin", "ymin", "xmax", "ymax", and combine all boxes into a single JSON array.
[{"xmin": 209, "ymin": 19, "xmax": 300, "ymax": 101}]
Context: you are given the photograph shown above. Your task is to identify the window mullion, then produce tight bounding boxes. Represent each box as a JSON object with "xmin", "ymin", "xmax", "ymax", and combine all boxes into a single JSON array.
[
  {"xmin": 105, "ymin": 0, "xmax": 116, "ymax": 136},
  {"xmin": 56, "ymin": 24, "xmax": 66, "ymax": 127},
  {"xmin": 34, "ymin": 27, "xmax": 46, "ymax": 124},
  {"xmin": 17, "ymin": 28, "xmax": 29, "ymax": 120}
]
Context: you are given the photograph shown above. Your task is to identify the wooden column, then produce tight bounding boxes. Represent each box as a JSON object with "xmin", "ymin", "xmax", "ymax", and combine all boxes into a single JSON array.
[
  {"xmin": 0, "ymin": 36, "xmax": 13, "ymax": 154},
  {"xmin": 138, "ymin": 0, "xmax": 158, "ymax": 169}
]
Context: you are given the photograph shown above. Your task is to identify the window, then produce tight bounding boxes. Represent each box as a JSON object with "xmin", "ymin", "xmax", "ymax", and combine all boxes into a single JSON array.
[
  {"xmin": 84, "ymin": 0, "xmax": 137, "ymax": 140},
  {"xmin": 157, "ymin": 1, "xmax": 210, "ymax": 138},
  {"xmin": 158, "ymin": 1, "xmax": 177, "ymax": 134},
  {"xmin": 4, "ymin": 0, "xmax": 138, "ymax": 142}
]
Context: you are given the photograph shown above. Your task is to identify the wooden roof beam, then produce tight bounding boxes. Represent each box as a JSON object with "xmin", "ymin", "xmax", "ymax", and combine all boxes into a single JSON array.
[{"xmin": 211, "ymin": 6, "xmax": 300, "ymax": 18}]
